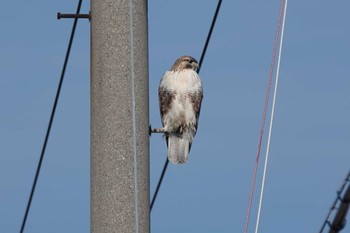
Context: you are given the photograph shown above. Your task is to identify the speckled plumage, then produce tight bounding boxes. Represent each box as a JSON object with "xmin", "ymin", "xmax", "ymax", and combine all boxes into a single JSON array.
[{"xmin": 158, "ymin": 56, "xmax": 203, "ymax": 164}]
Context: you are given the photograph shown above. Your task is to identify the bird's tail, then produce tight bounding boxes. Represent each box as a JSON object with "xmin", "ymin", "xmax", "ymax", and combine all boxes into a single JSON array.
[{"xmin": 167, "ymin": 135, "xmax": 190, "ymax": 164}]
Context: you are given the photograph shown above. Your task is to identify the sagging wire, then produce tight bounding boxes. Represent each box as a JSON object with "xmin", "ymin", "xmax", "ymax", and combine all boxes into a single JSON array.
[{"xmin": 19, "ymin": 1, "xmax": 84, "ymax": 232}]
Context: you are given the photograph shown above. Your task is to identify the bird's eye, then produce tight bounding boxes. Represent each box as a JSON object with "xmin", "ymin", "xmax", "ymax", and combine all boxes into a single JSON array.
[{"xmin": 189, "ymin": 59, "xmax": 193, "ymax": 63}]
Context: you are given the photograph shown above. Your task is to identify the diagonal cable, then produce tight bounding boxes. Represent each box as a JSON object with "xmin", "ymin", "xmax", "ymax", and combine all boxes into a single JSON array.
[
  {"xmin": 319, "ymin": 170, "xmax": 350, "ymax": 233},
  {"xmin": 242, "ymin": 1, "xmax": 285, "ymax": 232},
  {"xmin": 150, "ymin": 0, "xmax": 223, "ymax": 212},
  {"xmin": 254, "ymin": 1, "xmax": 288, "ymax": 232},
  {"xmin": 19, "ymin": 0, "xmax": 83, "ymax": 232}
]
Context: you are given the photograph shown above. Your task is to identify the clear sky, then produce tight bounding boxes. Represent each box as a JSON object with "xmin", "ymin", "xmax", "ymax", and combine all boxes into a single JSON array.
[{"xmin": 1, "ymin": 0, "xmax": 349, "ymax": 233}]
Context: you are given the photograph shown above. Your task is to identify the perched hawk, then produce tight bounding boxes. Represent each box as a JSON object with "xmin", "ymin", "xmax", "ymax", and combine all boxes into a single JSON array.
[{"xmin": 158, "ymin": 56, "xmax": 203, "ymax": 164}]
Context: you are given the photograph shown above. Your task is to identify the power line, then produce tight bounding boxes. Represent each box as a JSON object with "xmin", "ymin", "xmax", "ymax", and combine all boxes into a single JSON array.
[
  {"xmin": 319, "ymin": 170, "xmax": 350, "ymax": 233},
  {"xmin": 150, "ymin": 158, "xmax": 169, "ymax": 210},
  {"xmin": 197, "ymin": 0, "xmax": 222, "ymax": 73},
  {"xmin": 243, "ymin": 1, "xmax": 286, "ymax": 232},
  {"xmin": 330, "ymin": 184, "xmax": 350, "ymax": 233},
  {"xmin": 150, "ymin": 0, "xmax": 223, "ymax": 212},
  {"xmin": 19, "ymin": 1, "xmax": 84, "ymax": 232},
  {"xmin": 254, "ymin": 1, "xmax": 288, "ymax": 232}
]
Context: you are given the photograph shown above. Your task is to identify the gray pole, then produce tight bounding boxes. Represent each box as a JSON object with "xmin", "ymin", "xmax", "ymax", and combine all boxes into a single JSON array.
[{"xmin": 90, "ymin": 0, "xmax": 149, "ymax": 233}]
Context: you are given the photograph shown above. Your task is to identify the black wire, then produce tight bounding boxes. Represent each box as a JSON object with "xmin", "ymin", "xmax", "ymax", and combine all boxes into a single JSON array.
[
  {"xmin": 197, "ymin": 0, "xmax": 223, "ymax": 73},
  {"xmin": 330, "ymin": 183, "xmax": 350, "ymax": 232},
  {"xmin": 150, "ymin": 159, "xmax": 169, "ymax": 210},
  {"xmin": 150, "ymin": 0, "xmax": 223, "ymax": 212},
  {"xmin": 319, "ymin": 170, "xmax": 350, "ymax": 233},
  {"xmin": 19, "ymin": 1, "xmax": 83, "ymax": 232}
]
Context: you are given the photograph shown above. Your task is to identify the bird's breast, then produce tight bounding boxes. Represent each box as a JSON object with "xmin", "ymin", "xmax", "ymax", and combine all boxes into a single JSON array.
[{"xmin": 161, "ymin": 70, "xmax": 202, "ymax": 93}]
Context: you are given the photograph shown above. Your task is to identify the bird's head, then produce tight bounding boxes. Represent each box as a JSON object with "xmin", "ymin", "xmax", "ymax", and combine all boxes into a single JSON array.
[{"xmin": 171, "ymin": 56, "xmax": 199, "ymax": 72}]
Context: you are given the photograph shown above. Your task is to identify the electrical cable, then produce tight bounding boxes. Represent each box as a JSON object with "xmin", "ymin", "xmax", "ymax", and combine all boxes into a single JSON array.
[
  {"xmin": 319, "ymin": 170, "xmax": 350, "ymax": 233},
  {"xmin": 150, "ymin": 158, "xmax": 169, "ymax": 210},
  {"xmin": 150, "ymin": 0, "xmax": 223, "ymax": 212},
  {"xmin": 197, "ymin": 0, "xmax": 222, "ymax": 73},
  {"xmin": 254, "ymin": 1, "xmax": 288, "ymax": 232},
  {"xmin": 243, "ymin": 1, "xmax": 285, "ymax": 232},
  {"xmin": 19, "ymin": 1, "xmax": 83, "ymax": 232}
]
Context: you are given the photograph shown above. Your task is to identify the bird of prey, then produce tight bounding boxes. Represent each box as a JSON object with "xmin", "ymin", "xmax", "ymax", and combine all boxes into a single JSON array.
[{"xmin": 158, "ymin": 55, "xmax": 203, "ymax": 164}]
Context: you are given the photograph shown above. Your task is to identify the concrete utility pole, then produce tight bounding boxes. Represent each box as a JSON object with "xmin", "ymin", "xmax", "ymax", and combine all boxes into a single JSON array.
[{"xmin": 90, "ymin": 0, "xmax": 149, "ymax": 233}]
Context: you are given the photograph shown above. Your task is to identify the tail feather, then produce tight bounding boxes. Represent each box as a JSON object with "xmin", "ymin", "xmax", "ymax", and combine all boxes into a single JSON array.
[{"xmin": 167, "ymin": 135, "xmax": 190, "ymax": 164}]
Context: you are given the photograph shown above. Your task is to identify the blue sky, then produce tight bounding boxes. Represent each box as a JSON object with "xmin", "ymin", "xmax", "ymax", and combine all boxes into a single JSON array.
[{"xmin": 1, "ymin": 0, "xmax": 349, "ymax": 233}]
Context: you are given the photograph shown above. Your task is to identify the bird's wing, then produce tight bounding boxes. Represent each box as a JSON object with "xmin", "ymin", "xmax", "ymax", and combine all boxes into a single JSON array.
[
  {"xmin": 187, "ymin": 88, "xmax": 202, "ymax": 153},
  {"xmin": 158, "ymin": 71, "xmax": 174, "ymax": 126},
  {"xmin": 192, "ymin": 85, "xmax": 203, "ymax": 133}
]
